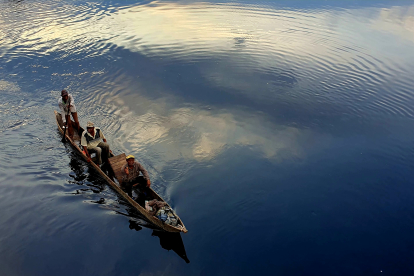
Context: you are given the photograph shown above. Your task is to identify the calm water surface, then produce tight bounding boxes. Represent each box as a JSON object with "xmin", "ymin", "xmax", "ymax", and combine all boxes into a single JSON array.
[{"xmin": 1, "ymin": 0, "xmax": 414, "ymax": 275}]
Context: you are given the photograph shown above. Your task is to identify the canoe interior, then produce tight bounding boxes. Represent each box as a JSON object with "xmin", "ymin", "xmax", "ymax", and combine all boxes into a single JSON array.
[
  {"xmin": 55, "ymin": 111, "xmax": 187, "ymax": 233},
  {"xmin": 108, "ymin": 153, "xmax": 162, "ymax": 202},
  {"xmin": 56, "ymin": 112, "xmax": 112, "ymax": 160},
  {"xmin": 108, "ymin": 153, "xmax": 127, "ymax": 185},
  {"xmin": 56, "ymin": 112, "xmax": 84, "ymax": 143},
  {"xmin": 108, "ymin": 153, "xmax": 186, "ymax": 229}
]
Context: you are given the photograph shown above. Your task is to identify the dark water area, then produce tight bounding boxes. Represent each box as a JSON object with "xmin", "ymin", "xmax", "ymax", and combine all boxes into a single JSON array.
[{"xmin": 1, "ymin": 0, "xmax": 414, "ymax": 275}]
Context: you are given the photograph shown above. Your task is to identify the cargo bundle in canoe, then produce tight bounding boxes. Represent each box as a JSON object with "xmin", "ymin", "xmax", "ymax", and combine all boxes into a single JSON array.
[{"xmin": 54, "ymin": 111, "xmax": 188, "ymax": 233}]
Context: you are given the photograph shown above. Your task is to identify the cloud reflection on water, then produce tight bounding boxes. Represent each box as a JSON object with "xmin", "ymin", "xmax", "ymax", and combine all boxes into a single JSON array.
[
  {"xmin": 2, "ymin": 1, "xmax": 414, "ymax": 178},
  {"xmin": 78, "ymin": 2, "xmax": 414, "ymax": 113},
  {"xmin": 41, "ymin": 1, "xmax": 413, "ymax": 175},
  {"xmin": 5, "ymin": 2, "xmax": 414, "ymax": 63},
  {"xmin": 108, "ymin": 93, "xmax": 308, "ymax": 167},
  {"xmin": 373, "ymin": 5, "xmax": 414, "ymax": 42}
]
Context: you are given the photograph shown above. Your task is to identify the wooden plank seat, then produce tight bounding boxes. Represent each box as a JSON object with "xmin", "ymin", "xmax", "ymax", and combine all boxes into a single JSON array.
[{"xmin": 108, "ymin": 153, "xmax": 127, "ymax": 185}]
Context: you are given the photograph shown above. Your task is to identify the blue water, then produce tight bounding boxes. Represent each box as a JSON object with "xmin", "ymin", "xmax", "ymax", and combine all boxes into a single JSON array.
[{"xmin": 1, "ymin": 0, "xmax": 414, "ymax": 275}]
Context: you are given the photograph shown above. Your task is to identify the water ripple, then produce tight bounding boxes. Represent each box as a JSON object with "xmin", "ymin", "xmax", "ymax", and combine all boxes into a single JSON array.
[
  {"xmin": 1, "ymin": 1, "xmax": 414, "ymax": 274},
  {"xmin": 0, "ymin": 0, "xmax": 414, "ymax": 221}
]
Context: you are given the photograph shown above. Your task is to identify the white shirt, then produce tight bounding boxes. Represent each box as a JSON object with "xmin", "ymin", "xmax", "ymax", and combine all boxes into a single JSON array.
[
  {"xmin": 81, "ymin": 127, "xmax": 106, "ymax": 149},
  {"xmin": 58, "ymin": 94, "xmax": 77, "ymax": 122}
]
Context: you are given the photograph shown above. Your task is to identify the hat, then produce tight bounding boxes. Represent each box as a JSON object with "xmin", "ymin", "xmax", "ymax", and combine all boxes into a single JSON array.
[
  {"xmin": 61, "ymin": 90, "xmax": 68, "ymax": 96},
  {"xmin": 86, "ymin": 121, "xmax": 94, "ymax": 128},
  {"xmin": 126, "ymin": 155, "xmax": 135, "ymax": 160}
]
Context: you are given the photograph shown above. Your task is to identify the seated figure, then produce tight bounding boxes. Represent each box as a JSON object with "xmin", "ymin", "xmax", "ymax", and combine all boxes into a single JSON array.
[
  {"xmin": 121, "ymin": 154, "xmax": 151, "ymax": 205},
  {"xmin": 81, "ymin": 121, "xmax": 110, "ymax": 166}
]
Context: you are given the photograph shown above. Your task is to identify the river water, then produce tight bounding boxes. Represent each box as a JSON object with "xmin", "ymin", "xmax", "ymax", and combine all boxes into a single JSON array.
[{"xmin": 1, "ymin": 0, "xmax": 414, "ymax": 275}]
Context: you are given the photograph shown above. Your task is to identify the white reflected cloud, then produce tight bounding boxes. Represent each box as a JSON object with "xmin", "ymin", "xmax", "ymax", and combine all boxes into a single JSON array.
[
  {"xmin": 4, "ymin": 2, "xmax": 411, "ymax": 59},
  {"xmin": 372, "ymin": 6, "xmax": 414, "ymax": 42},
  {"xmin": 3, "ymin": 1, "xmax": 414, "ymax": 73},
  {"xmin": 2, "ymin": 1, "xmax": 411, "ymax": 180},
  {"xmin": 100, "ymin": 2, "xmax": 414, "ymax": 63},
  {"xmin": 105, "ymin": 93, "xmax": 308, "ymax": 167}
]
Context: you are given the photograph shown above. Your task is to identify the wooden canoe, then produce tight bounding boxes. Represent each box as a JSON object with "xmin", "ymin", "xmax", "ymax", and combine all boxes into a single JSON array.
[{"xmin": 54, "ymin": 111, "xmax": 188, "ymax": 233}]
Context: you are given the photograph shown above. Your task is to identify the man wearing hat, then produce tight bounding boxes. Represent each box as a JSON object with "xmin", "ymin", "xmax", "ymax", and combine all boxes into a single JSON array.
[
  {"xmin": 58, "ymin": 90, "xmax": 80, "ymax": 135},
  {"xmin": 121, "ymin": 155, "xmax": 151, "ymax": 201},
  {"xmin": 81, "ymin": 121, "xmax": 110, "ymax": 166}
]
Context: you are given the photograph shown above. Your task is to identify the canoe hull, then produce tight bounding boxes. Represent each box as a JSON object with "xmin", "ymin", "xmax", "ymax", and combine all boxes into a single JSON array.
[{"xmin": 54, "ymin": 111, "xmax": 187, "ymax": 233}]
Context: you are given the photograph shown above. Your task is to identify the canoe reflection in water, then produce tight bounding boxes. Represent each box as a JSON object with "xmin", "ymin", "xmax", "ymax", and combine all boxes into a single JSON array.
[
  {"xmin": 129, "ymin": 220, "xmax": 190, "ymax": 264},
  {"xmin": 67, "ymin": 149, "xmax": 190, "ymax": 263}
]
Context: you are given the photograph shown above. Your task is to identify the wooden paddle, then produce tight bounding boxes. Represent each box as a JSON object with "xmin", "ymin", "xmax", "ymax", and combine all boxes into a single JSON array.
[{"xmin": 61, "ymin": 98, "xmax": 71, "ymax": 142}]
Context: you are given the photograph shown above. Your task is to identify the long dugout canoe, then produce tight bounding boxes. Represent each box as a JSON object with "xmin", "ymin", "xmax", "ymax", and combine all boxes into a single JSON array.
[{"xmin": 54, "ymin": 110, "xmax": 188, "ymax": 233}]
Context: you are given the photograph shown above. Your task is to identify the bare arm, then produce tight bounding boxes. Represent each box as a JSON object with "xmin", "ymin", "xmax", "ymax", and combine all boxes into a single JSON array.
[
  {"xmin": 100, "ymin": 131, "xmax": 110, "ymax": 151},
  {"xmin": 80, "ymin": 131, "xmax": 89, "ymax": 161},
  {"xmin": 121, "ymin": 164, "xmax": 129, "ymax": 182},
  {"xmin": 99, "ymin": 129, "xmax": 107, "ymax": 143},
  {"xmin": 68, "ymin": 94, "xmax": 75, "ymax": 107},
  {"xmin": 59, "ymin": 101, "xmax": 65, "ymax": 114},
  {"xmin": 137, "ymin": 163, "xmax": 151, "ymax": 187},
  {"xmin": 83, "ymin": 146, "xmax": 91, "ymax": 162}
]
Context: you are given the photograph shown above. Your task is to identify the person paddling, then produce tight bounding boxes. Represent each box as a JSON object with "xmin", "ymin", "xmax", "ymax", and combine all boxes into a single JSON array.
[
  {"xmin": 122, "ymin": 155, "xmax": 151, "ymax": 203},
  {"xmin": 58, "ymin": 90, "xmax": 80, "ymax": 136},
  {"xmin": 81, "ymin": 121, "xmax": 111, "ymax": 167}
]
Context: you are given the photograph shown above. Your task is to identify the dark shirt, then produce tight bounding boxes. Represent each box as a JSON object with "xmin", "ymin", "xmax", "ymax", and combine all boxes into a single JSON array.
[{"xmin": 121, "ymin": 160, "xmax": 150, "ymax": 182}]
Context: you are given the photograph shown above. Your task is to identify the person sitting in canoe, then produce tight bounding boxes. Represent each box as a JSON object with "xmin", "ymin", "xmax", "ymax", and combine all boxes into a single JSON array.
[
  {"xmin": 81, "ymin": 121, "xmax": 111, "ymax": 166},
  {"xmin": 122, "ymin": 154, "xmax": 151, "ymax": 203},
  {"xmin": 58, "ymin": 90, "xmax": 80, "ymax": 136}
]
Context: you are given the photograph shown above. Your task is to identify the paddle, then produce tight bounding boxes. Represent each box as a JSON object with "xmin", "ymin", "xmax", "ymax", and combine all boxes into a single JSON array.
[{"xmin": 61, "ymin": 97, "xmax": 71, "ymax": 142}]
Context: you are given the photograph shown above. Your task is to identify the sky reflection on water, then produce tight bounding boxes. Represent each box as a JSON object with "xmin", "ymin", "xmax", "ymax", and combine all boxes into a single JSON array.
[{"xmin": 1, "ymin": 0, "xmax": 414, "ymax": 275}]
